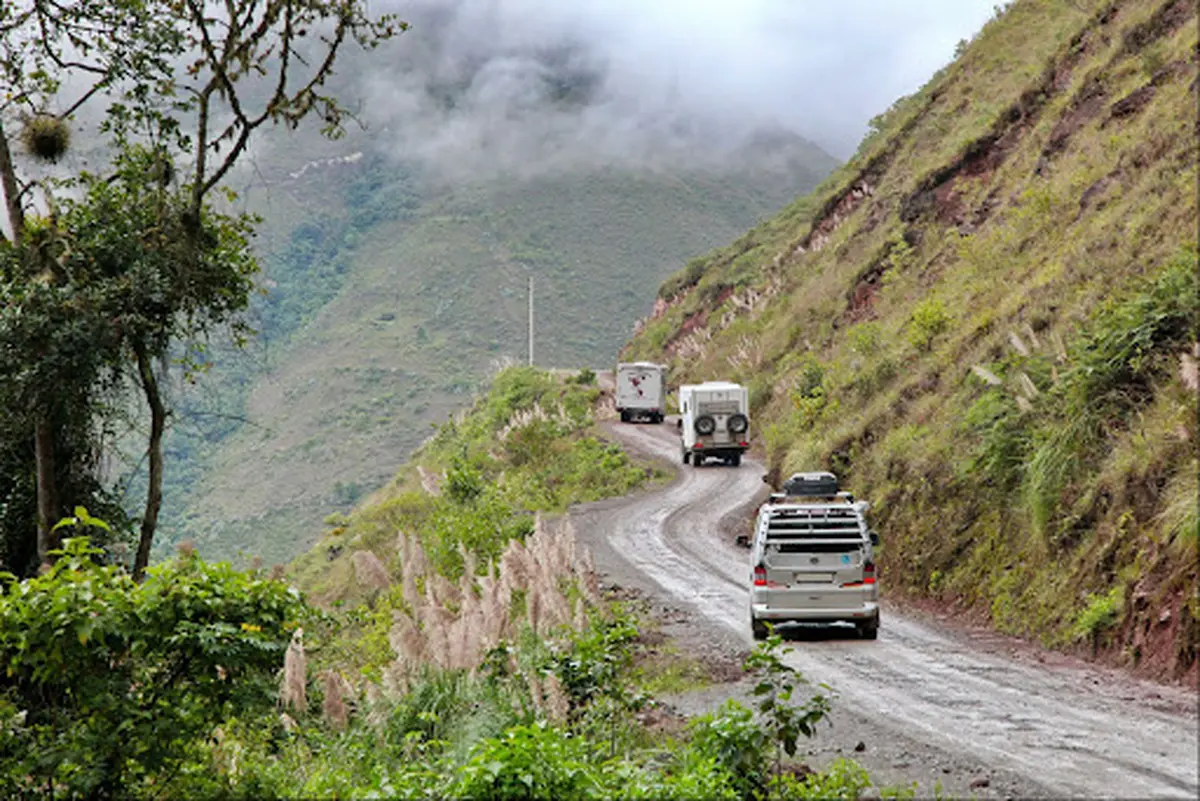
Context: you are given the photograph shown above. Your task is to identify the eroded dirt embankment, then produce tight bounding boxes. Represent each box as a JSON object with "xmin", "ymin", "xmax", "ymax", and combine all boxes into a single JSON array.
[{"xmin": 571, "ymin": 420, "xmax": 1200, "ymax": 800}]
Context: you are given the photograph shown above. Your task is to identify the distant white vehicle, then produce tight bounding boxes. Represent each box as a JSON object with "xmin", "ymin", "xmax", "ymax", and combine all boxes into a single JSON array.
[
  {"xmin": 678, "ymin": 381, "xmax": 749, "ymax": 467},
  {"xmin": 615, "ymin": 362, "xmax": 667, "ymax": 424}
]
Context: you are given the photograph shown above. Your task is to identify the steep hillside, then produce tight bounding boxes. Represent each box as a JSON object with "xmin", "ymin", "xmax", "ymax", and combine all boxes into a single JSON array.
[
  {"xmin": 160, "ymin": 139, "xmax": 835, "ymax": 566},
  {"xmin": 624, "ymin": 0, "xmax": 1198, "ymax": 680}
]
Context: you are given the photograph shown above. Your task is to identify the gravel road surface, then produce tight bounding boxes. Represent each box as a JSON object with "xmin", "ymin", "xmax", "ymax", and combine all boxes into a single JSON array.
[{"xmin": 571, "ymin": 418, "xmax": 1199, "ymax": 799}]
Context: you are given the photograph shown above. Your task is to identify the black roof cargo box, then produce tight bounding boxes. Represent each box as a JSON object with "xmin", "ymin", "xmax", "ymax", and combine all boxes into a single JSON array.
[{"xmin": 782, "ymin": 472, "xmax": 839, "ymax": 497}]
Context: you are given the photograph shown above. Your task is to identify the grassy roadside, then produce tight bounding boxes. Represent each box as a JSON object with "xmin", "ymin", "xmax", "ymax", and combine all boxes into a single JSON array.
[{"xmin": 288, "ymin": 366, "xmax": 666, "ymax": 605}]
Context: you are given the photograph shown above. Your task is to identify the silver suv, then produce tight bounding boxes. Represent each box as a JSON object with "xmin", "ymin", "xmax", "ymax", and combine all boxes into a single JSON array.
[{"xmin": 748, "ymin": 472, "xmax": 880, "ymax": 640}]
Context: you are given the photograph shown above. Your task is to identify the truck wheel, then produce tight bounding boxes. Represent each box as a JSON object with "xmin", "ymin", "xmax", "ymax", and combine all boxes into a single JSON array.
[
  {"xmin": 857, "ymin": 615, "xmax": 879, "ymax": 640},
  {"xmin": 752, "ymin": 618, "xmax": 769, "ymax": 641},
  {"xmin": 682, "ymin": 450, "xmax": 690, "ymax": 465},
  {"xmin": 730, "ymin": 454, "xmax": 742, "ymax": 467},
  {"xmin": 692, "ymin": 454, "xmax": 703, "ymax": 467},
  {"xmin": 619, "ymin": 410, "xmax": 629, "ymax": 423}
]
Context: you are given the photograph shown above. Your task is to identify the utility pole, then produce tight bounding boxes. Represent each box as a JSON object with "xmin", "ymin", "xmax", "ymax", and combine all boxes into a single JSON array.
[{"xmin": 527, "ymin": 274, "xmax": 534, "ymax": 366}]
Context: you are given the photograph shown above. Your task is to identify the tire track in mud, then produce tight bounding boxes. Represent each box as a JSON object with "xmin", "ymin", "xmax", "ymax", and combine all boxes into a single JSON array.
[{"xmin": 574, "ymin": 419, "xmax": 1199, "ymax": 800}]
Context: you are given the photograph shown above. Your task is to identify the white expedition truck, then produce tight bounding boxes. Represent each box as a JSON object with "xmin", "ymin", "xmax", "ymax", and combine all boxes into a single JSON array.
[
  {"xmin": 748, "ymin": 472, "xmax": 881, "ymax": 640},
  {"xmin": 615, "ymin": 362, "xmax": 667, "ymax": 423},
  {"xmin": 678, "ymin": 381, "xmax": 749, "ymax": 467}
]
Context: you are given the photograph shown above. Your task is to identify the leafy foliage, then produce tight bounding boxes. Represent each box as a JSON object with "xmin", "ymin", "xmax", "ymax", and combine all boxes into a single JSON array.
[
  {"xmin": 907, "ymin": 298, "xmax": 952, "ymax": 351},
  {"xmin": 453, "ymin": 721, "xmax": 595, "ymax": 800},
  {"xmin": 687, "ymin": 700, "xmax": 770, "ymax": 799},
  {"xmin": 745, "ymin": 629, "xmax": 832, "ymax": 784},
  {"xmin": 1071, "ymin": 587, "xmax": 1123, "ymax": 645},
  {"xmin": 0, "ymin": 538, "xmax": 302, "ymax": 798}
]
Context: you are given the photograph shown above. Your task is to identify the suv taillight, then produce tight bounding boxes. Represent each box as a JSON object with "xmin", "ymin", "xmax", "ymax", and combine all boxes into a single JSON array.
[
  {"xmin": 863, "ymin": 561, "xmax": 876, "ymax": 585},
  {"xmin": 753, "ymin": 565, "xmax": 767, "ymax": 586}
]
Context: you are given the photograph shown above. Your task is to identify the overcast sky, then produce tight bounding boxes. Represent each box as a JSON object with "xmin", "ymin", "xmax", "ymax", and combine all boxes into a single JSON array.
[{"xmin": 357, "ymin": 0, "xmax": 998, "ymax": 174}]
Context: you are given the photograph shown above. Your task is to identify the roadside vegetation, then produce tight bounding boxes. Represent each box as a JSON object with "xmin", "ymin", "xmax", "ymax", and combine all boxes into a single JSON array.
[
  {"xmin": 2, "ymin": 369, "xmax": 909, "ymax": 799},
  {"xmin": 288, "ymin": 366, "xmax": 664, "ymax": 604},
  {"xmin": 624, "ymin": 0, "xmax": 1199, "ymax": 680}
]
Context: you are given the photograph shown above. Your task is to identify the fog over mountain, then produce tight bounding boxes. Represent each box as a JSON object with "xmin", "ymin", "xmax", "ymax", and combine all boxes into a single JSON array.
[{"xmin": 354, "ymin": 0, "xmax": 997, "ymax": 177}]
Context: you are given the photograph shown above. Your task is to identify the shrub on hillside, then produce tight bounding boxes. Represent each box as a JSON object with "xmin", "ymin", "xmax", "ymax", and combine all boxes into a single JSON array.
[{"xmin": 907, "ymin": 298, "xmax": 952, "ymax": 351}]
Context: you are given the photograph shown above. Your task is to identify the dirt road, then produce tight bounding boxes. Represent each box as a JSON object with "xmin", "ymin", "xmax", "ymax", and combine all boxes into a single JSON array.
[{"xmin": 572, "ymin": 419, "xmax": 1199, "ymax": 799}]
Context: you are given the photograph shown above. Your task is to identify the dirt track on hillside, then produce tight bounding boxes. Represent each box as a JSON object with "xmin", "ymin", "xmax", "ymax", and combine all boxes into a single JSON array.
[{"xmin": 570, "ymin": 419, "xmax": 1200, "ymax": 799}]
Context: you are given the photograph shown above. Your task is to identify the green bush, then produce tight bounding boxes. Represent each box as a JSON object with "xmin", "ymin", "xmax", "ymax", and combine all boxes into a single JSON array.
[
  {"xmin": 453, "ymin": 721, "xmax": 596, "ymax": 800},
  {"xmin": 768, "ymin": 758, "xmax": 876, "ymax": 800},
  {"xmin": 963, "ymin": 388, "xmax": 1029, "ymax": 491},
  {"xmin": 0, "ymin": 538, "xmax": 302, "ymax": 799},
  {"xmin": 569, "ymin": 368, "xmax": 597, "ymax": 386},
  {"xmin": 485, "ymin": 367, "xmax": 560, "ymax": 428},
  {"xmin": 686, "ymin": 701, "xmax": 769, "ymax": 800},
  {"xmin": 386, "ymin": 667, "xmax": 526, "ymax": 765},
  {"xmin": 788, "ymin": 356, "xmax": 839, "ymax": 430},
  {"xmin": 907, "ymin": 298, "xmax": 952, "ymax": 351},
  {"xmin": 1024, "ymin": 248, "xmax": 1199, "ymax": 534},
  {"xmin": 659, "ymin": 256, "xmax": 710, "ymax": 299},
  {"xmin": 545, "ymin": 615, "xmax": 639, "ymax": 712},
  {"xmin": 652, "ymin": 752, "xmax": 740, "ymax": 801},
  {"xmin": 1071, "ymin": 587, "xmax": 1123, "ymax": 645},
  {"xmin": 849, "ymin": 322, "xmax": 883, "ymax": 356},
  {"xmin": 446, "ymin": 451, "xmax": 487, "ymax": 504}
]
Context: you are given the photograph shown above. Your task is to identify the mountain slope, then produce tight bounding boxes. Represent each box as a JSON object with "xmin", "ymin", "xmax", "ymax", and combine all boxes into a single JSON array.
[
  {"xmin": 163, "ymin": 141, "xmax": 836, "ymax": 565},
  {"xmin": 624, "ymin": 0, "xmax": 1198, "ymax": 680}
]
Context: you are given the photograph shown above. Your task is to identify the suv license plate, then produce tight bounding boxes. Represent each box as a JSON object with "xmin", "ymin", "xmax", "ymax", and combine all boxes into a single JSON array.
[{"xmin": 795, "ymin": 572, "xmax": 835, "ymax": 584}]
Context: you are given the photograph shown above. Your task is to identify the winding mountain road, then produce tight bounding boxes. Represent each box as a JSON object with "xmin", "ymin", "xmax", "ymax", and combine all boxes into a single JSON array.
[{"xmin": 571, "ymin": 419, "xmax": 1199, "ymax": 799}]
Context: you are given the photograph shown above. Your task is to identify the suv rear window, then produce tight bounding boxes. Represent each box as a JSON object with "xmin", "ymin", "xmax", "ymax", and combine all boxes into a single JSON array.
[{"xmin": 765, "ymin": 508, "xmax": 862, "ymax": 541}]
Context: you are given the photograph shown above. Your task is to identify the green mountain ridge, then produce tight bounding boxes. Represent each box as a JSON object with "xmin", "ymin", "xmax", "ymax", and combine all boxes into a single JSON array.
[
  {"xmin": 162, "ymin": 137, "xmax": 838, "ymax": 565},
  {"xmin": 624, "ymin": 0, "xmax": 1198, "ymax": 680}
]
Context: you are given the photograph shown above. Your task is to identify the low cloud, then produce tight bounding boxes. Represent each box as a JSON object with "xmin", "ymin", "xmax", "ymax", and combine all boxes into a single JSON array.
[{"xmin": 355, "ymin": 0, "xmax": 996, "ymax": 177}]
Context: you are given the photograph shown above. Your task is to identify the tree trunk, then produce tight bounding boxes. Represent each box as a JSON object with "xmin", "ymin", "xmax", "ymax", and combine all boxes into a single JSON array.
[
  {"xmin": 133, "ymin": 345, "xmax": 166, "ymax": 581},
  {"xmin": 0, "ymin": 119, "xmax": 59, "ymax": 570},
  {"xmin": 0, "ymin": 118, "xmax": 25, "ymax": 251},
  {"xmin": 34, "ymin": 419, "xmax": 60, "ymax": 567}
]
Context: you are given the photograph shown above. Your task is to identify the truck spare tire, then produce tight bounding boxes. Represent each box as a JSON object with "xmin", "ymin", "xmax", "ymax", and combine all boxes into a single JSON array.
[
  {"xmin": 694, "ymin": 415, "xmax": 716, "ymax": 435},
  {"xmin": 727, "ymin": 413, "xmax": 749, "ymax": 434}
]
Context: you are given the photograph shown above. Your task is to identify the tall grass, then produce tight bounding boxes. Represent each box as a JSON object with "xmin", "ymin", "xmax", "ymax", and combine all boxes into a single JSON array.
[
  {"xmin": 1024, "ymin": 247, "xmax": 1198, "ymax": 540},
  {"xmin": 1159, "ymin": 463, "xmax": 1199, "ymax": 557}
]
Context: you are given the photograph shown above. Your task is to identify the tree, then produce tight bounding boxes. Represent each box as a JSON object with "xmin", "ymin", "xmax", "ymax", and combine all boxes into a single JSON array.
[
  {"xmin": 0, "ymin": 252, "xmax": 134, "ymax": 573},
  {"xmin": 1, "ymin": 0, "xmax": 179, "ymax": 571},
  {"xmin": 0, "ymin": 1, "xmax": 405, "ymax": 577}
]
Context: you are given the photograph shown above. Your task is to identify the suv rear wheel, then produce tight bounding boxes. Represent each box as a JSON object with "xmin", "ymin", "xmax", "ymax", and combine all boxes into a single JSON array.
[
  {"xmin": 751, "ymin": 617, "xmax": 769, "ymax": 641},
  {"xmin": 856, "ymin": 615, "xmax": 879, "ymax": 640}
]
